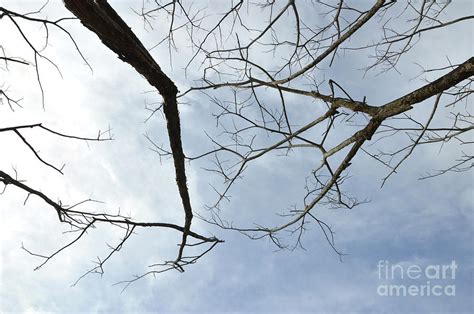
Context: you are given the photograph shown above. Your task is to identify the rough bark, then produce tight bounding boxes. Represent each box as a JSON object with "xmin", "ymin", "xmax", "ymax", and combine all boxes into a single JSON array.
[
  {"xmin": 63, "ymin": 0, "xmax": 192, "ymax": 261},
  {"xmin": 376, "ymin": 57, "xmax": 474, "ymax": 119}
]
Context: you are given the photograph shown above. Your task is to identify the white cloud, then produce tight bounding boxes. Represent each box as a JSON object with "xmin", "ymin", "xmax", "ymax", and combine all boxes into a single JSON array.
[{"xmin": 1, "ymin": 1, "xmax": 473, "ymax": 313}]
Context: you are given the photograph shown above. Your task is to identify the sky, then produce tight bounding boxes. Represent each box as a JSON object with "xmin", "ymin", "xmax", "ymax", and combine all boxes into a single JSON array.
[{"xmin": 0, "ymin": 0, "xmax": 473, "ymax": 313}]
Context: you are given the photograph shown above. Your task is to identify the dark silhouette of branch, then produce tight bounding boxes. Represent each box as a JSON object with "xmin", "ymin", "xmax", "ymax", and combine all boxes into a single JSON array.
[
  {"xmin": 62, "ymin": 0, "xmax": 215, "ymax": 273},
  {"xmin": 0, "ymin": 0, "xmax": 471, "ymax": 285}
]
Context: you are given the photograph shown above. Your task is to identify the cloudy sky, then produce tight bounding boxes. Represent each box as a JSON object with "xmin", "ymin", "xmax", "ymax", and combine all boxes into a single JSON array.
[{"xmin": 0, "ymin": 0, "xmax": 473, "ymax": 313}]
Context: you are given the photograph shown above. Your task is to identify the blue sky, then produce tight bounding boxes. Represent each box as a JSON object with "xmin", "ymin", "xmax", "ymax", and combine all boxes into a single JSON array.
[{"xmin": 0, "ymin": 0, "xmax": 473, "ymax": 313}]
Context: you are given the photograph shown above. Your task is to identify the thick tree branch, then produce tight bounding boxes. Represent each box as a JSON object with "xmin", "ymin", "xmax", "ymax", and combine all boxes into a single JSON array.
[
  {"xmin": 376, "ymin": 57, "xmax": 474, "ymax": 118},
  {"xmin": 63, "ymin": 0, "xmax": 194, "ymax": 264}
]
